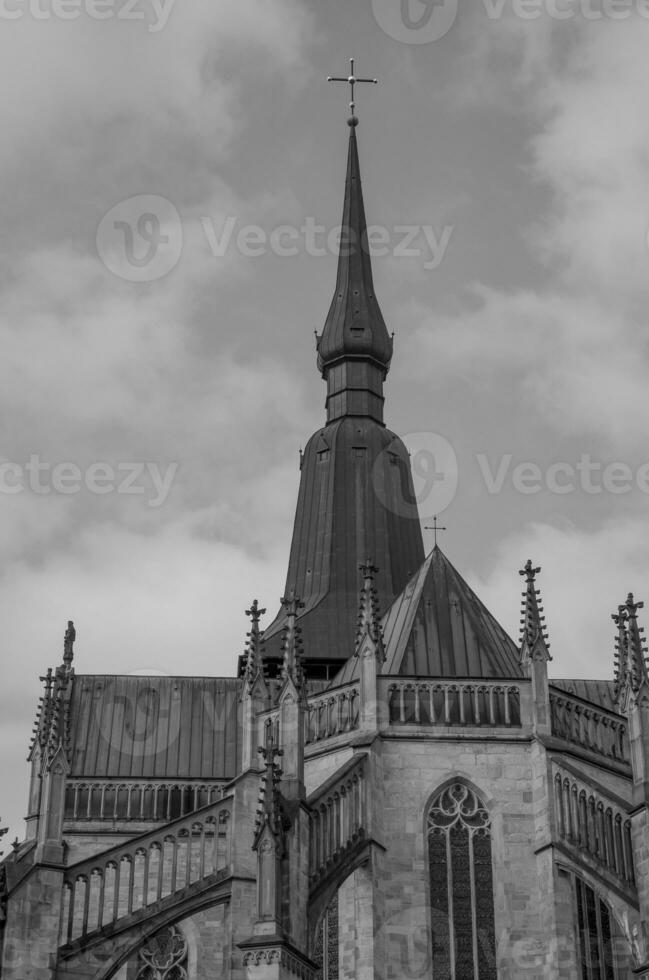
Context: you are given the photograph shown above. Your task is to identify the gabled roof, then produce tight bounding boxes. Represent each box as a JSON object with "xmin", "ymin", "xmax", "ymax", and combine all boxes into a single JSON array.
[{"xmin": 334, "ymin": 547, "xmax": 523, "ymax": 684}]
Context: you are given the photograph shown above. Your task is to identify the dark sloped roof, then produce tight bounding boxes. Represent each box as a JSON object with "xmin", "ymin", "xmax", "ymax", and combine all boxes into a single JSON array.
[
  {"xmin": 68, "ymin": 675, "xmax": 239, "ymax": 779},
  {"xmin": 333, "ymin": 547, "xmax": 524, "ymax": 684},
  {"xmin": 383, "ymin": 548, "xmax": 523, "ymax": 677},
  {"xmin": 262, "ymin": 416, "xmax": 424, "ymax": 664},
  {"xmin": 550, "ymin": 679, "xmax": 618, "ymax": 714}
]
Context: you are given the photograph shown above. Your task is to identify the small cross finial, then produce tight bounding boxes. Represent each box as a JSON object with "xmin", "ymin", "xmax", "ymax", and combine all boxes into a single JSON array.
[
  {"xmin": 424, "ymin": 517, "xmax": 447, "ymax": 547},
  {"xmin": 519, "ymin": 559, "xmax": 541, "ymax": 583},
  {"xmin": 245, "ymin": 599, "xmax": 266, "ymax": 626},
  {"xmin": 327, "ymin": 57, "xmax": 378, "ymax": 125}
]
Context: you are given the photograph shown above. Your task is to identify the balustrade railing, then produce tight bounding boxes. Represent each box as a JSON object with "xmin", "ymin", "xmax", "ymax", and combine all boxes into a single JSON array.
[
  {"xmin": 553, "ymin": 766, "xmax": 635, "ymax": 886},
  {"xmin": 307, "ymin": 755, "xmax": 367, "ymax": 883},
  {"xmin": 59, "ymin": 795, "xmax": 232, "ymax": 947},
  {"xmin": 549, "ymin": 691, "xmax": 629, "ymax": 764},
  {"xmin": 382, "ymin": 678, "xmax": 523, "ymax": 728},
  {"xmin": 257, "ymin": 684, "xmax": 360, "ymax": 752},
  {"xmin": 306, "ymin": 684, "xmax": 359, "ymax": 744},
  {"xmin": 63, "ymin": 780, "xmax": 226, "ymax": 823}
]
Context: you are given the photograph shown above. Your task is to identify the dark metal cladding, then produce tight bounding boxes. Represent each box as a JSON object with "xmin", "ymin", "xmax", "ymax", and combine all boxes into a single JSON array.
[
  {"xmin": 316, "ymin": 124, "xmax": 393, "ymax": 424},
  {"xmin": 66, "ymin": 675, "xmax": 239, "ymax": 779},
  {"xmin": 263, "ymin": 416, "xmax": 425, "ymax": 670},
  {"xmin": 382, "ymin": 547, "xmax": 524, "ymax": 678}
]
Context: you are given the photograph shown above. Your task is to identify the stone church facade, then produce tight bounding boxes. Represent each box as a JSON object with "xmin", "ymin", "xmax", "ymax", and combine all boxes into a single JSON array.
[{"xmin": 1, "ymin": 113, "xmax": 649, "ymax": 980}]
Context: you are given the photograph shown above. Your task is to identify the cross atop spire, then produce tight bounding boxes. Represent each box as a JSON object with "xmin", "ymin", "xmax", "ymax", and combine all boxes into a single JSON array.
[
  {"xmin": 425, "ymin": 517, "xmax": 447, "ymax": 548},
  {"xmin": 327, "ymin": 57, "xmax": 378, "ymax": 126},
  {"xmin": 519, "ymin": 559, "xmax": 551, "ymax": 663}
]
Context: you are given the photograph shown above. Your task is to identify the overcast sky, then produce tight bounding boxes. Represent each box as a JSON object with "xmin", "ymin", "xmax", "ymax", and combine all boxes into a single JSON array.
[{"xmin": 2, "ymin": 0, "xmax": 649, "ymax": 843}]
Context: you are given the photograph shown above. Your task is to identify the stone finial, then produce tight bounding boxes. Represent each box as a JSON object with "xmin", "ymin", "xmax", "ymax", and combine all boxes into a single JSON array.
[
  {"xmin": 279, "ymin": 589, "xmax": 305, "ymax": 691},
  {"xmin": 63, "ymin": 620, "xmax": 76, "ymax": 669},
  {"xmin": 243, "ymin": 599, "xmax": 267, "ymax": 693},
  {"xmin": 624, "ymin": 593, "xmax": 649, "ymax": 695},
  {"xmin": 519, "ymin": 559, "xmax": 551, "ymax": 662},
  {"xmin": 613, "ymin": 604, "xmax": 629, "ymax": 704},
  {"xmin": 355, "ymin": 558, "xmax": 385, "ymax": 660},
  {"xmin": 254, "ymin": 734, "xmax": 285, "ymax": 842}
]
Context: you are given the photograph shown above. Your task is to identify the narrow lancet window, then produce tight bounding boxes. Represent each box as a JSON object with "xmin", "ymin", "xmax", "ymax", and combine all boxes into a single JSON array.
[{"xmin": 427, "ymin": 783, "xmax": 497, "ymax": 980}]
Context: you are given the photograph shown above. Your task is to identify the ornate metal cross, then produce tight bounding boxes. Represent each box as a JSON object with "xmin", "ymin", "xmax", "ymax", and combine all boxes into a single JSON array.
[
  {"xmin": 425, "ymin": 516, "xmax": 447, "ymax": 547},
  {"xmin": 327, "ymin": 58, "xmax": 377, "ymax": 120}
]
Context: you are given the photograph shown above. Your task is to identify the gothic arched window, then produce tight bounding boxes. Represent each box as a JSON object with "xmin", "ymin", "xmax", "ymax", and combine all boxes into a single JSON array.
[
  {"xmin": 136, "ymin": 925, "xmax": 188, "ymax": 980},
  {"xmin": 427, "ymin": 782, "xmax": 497, "ymax": 980},
  {"xmin": 574, "ymin": 876, "xmax": 623, "ymax": 979},
  {"xmin": 313, "ymin": 894, "xmax": 339, "ymax": 980}
]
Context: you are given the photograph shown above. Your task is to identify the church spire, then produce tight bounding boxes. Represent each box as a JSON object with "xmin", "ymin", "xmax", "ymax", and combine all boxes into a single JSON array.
[
  {"xmin": 316, "ymin": 113, "xmax": 393, "ymax": 424},
  {"xmin": 259, "ymin": 74, "xmax": 425, "ymax": 676}
]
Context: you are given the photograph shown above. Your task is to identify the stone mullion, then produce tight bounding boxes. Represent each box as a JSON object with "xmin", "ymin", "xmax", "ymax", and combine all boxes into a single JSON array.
[
  {"xmin": 613, "ymin": 814, "xmax": 624, "ymax": 879},
  {"xmin": 185, "ymin": 833, "xmax": 192, "ymax": 889},
  {"xmin": 65, "ymin": 883, "xmax": 75, "ymax": 944},
  {"xmin": 112, "ymin": 862, "xmax": 121, "ymax": 922},
  {"xmin": 555, "ymin": 775, "xmax": 565, "ymax": 838},
  {"xmin": 468, "ymin": 830, "xmax": 479, "ymax": 980},
  {"xmin": 487, "ymin": 687, "xmax": 495, "ymax": 725},
  {"xmin": 157, "ymin": 847, "xmax": 165, "ymax": 902},
  {"xmin": 126, "ymin": 858, "xmax": 135, "ymax": 915},
  {"xmin": 198, "ymin": 824, "xmax": 206, "ymax": 880},
  {"xmin": 170, "ymin": 836, "xmax": 179, "ymax": 892},
  {"xmin": 97, "ymin": 869, "xmax": 106, "ymax": 928},
  {"xmin": 141, "ymin": 850, "xmax": 149, "ymax": 906},
  {"xmin": 80, "ymin": 876, "xmax": 90, "ymax": 937}
]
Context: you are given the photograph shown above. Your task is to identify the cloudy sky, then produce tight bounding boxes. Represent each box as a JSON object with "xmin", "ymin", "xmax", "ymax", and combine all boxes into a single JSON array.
[{"xmin": 2, "ymin": 0, "xmax": 649, "ymax": 842}]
